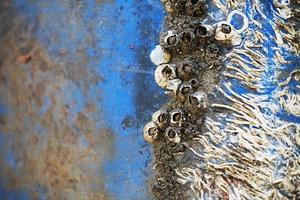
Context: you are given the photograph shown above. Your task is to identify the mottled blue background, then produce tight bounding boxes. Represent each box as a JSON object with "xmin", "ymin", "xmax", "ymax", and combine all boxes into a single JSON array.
[{"xmin": 0, "ymin": 0, "xmax": 166, "ymax": 199}]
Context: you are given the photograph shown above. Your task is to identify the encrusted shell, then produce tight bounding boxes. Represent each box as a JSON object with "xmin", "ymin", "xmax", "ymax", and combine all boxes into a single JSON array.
[
  {"xmin": 152, "ymin": 108, "xmax": 170, "ymax": 129},
  {"xmin": 143, "ymin": 122, "xmax": 161, "ymax": 144},
  {"xmin": 165, "ymin": 127, "xmax": 181, "ymax": 143},
  {"xmin": 188, "ymin": 91, "xmax": 208, "ymax": 109},
  {"xmin": 154, "ymin": 64, "xmax": 177, "ymax": 89}
]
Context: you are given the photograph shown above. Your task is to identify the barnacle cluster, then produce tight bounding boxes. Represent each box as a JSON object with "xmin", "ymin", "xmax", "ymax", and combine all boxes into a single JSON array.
[
  {"xmin": 145, "ymin": 0, "xmax": 229, "ymax": 199},
  {"xmin": 146, "ymin": 0, "xmax": 224, "ymax": 145},
  {"xmin": 146, "ymin": 0, "xmax": 300, "ymax": 200}
]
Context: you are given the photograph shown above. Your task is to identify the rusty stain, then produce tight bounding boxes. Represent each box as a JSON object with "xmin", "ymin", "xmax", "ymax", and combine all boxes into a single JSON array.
[{"xmin": 17, "ymin": 54, "xmax": 31, "ymax": 64}]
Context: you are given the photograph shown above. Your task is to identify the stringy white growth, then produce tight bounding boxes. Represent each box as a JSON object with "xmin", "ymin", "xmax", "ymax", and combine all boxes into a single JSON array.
[
  {"xmin": 275, "ymin": 69, "xmax": 300, "ymax": 117},
  {"xmin": 175, "ymin": 83, "xmax": 299, "ymax": 198},
  {"xmin": 173, "ymin": 1, "xmax": 300, "ymax": 199},
  {"xmin": 277, "ymin": 91, "xmax": 300, "ymax": 117}
]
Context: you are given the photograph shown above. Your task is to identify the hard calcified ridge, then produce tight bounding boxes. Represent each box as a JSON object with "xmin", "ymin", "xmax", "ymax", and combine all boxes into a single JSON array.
[{"xmin": 145, "ymin": 0, "xmax": 300, "ymax": 200}]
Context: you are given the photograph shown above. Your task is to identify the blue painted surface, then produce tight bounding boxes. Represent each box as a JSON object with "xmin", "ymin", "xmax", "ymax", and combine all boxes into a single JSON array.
[
  {"xmin": 95, "ymin": 2, "xmax": 166, "ymax": 199},
  {"xmin": 0, "ymin": 0, "xmax": 166, "ymax": 199},
  {"xmin": 0, "ymin": 0, "xmax": 299, "ymax": 199}
]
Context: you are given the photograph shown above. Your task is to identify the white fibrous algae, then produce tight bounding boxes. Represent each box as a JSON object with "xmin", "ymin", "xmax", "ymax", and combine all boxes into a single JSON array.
[{"xmin": 145, "ymin": 0, "xmax": 300, "ymax": 199}]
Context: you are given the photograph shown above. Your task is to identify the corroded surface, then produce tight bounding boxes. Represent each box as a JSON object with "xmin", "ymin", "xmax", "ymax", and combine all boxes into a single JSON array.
[
  {"xmin": 0, "ymin": 0, "xmax": 165, "ymax": 199},
  {"xmin": 0, "ymin": 3, "xmax": 113, "ymax": 199}
]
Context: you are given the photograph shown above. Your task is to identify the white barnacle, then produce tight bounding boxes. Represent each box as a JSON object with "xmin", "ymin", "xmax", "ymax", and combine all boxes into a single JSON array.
[
  {"xmin": 214, "ymin": 21, "xmax": 242, "ymax": 46},
  {"xmin": 188, "ymin": 91, "xmax": 208, "ymax": 109},
  {"xmin": 165, "ymin": 127, "xmax": 181, "ymax": 143},
  {"xmin": 178, "ymin": 82, "xmax": 193, "ymax": 101},
  {"xmin": 154, "ymin": 64, "xmax": 177, "ymax": 89},
  {"xmin": 143, "ymin": 121, "xmax": 161, "ymax": 144},
  {"xmin": 163, "ymin": 30, "xmax": 180, "ymax": 47},
  {"xmin": 215, "ymin": 21, "xmax": 234, "ymax": 40},
  {"xmin": 170, "ymin": 108, "xmax": 186, "ymax": 126},
  {"xmin": 152, "ymin": 108, "xmax": 170, "ymax": 129},
  {"xmin": 150, "ymin": 45, "xmax": 171, "ymax": 66}
]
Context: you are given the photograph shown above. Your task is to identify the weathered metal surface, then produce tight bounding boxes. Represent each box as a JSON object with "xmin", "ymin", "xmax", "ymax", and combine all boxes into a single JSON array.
[{"xmin": 0, "ymin": 0, "xmax": 165, "ymax": 199}]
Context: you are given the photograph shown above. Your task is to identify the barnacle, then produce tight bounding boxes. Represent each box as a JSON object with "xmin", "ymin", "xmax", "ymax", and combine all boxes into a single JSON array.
[
  {"xmin": 161, "ymin": 31, "xmax": 180, "ymax": 50},
  {"xmin": 187, "ymin": 91, "xmax": 207, "ymax": 109},
  {"xmin": 165, "ymin": 127, "xmax": 181, "ymax": 143},
  {"xmin": 146, "ymin": 0, "xmax": 299, "ymax": 199},
  {"xmin": 180, "ymin": 30, "xmax": 195, "ymax": 45},
  {"xmin": 152, "ymin": 108, "xmax": 170, "ymax": 129},
  {"xmin": 215, "ymin": 21, "xmax": 242, "ymax": 45},
  {"xmin": 215, "ymin": 21, "xmax": 233, "ymax": 40},
  {"xmin": 170, "ymin": 108, "xmax": 187, "ymax": 126},
  {"xmin": 150, "ymin": 45, "xmax": 171, "ymax": 66},
  {"xmin": 143, "ymin": 122, "xmax": 162, "ymax": 144},
  {"xmin": 176, "ymin": 60, "xmax": 196, "ymax": 80},
  {"xmin": 189, "ymin": 78, "xmax": 200, "ymax": 88},
  {"xmin": 193, "ymin": 24, "xmax": 208, "ymax": 37},
  {"xmin": 154, "ymin": 64, "xmax": 177, "ymax": 89},
  {"xmin": 178, "ymin": 82, "xmax": 193, "ymax": 101}
]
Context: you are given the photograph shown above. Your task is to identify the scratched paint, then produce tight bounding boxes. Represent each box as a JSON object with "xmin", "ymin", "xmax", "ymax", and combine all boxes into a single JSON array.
[{"xmin": 0, "ymin": 0, "xmax": 165, "ymax": 199}]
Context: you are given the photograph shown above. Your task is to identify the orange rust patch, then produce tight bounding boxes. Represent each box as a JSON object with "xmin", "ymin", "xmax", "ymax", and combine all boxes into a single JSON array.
[{"xmin": 17, "ymin": 54, "xmax": 31, "ymax": 64}]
